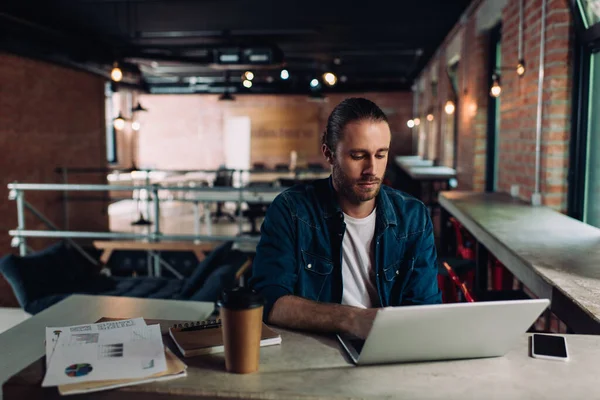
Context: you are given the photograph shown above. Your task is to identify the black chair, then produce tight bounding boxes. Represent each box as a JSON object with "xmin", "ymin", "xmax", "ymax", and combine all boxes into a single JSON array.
[
  {"xmin": 252, "ymin": 162, "xmax": 267, "ymax": 170},
  {"xmin": 212, "ymin": 168, "xmax": 236, "ymax": 223},
  {"xmin": 274, "ymin": 163, "xmax": 290, "ymax": 171}
]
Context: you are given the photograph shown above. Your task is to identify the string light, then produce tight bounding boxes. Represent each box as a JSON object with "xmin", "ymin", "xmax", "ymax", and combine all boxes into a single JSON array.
[
  {"xmin": 113, "ymin": 113, "xmax": 126, "ymax": 130},
  {"xmin": 516, "ymin": 60, "xmax": 526, "ymax": 76},
  {"xmin": 490, "ymin": 74, "xmax": 502, "ymax": 98},
  {"xmin": 323, "ymin": 72, "xmax": 337, "ymax": 86},
  {"xmin": 445, "ymin": 100, "xmax": 456, "ymax": 115},
  {"xmin": 110, "ymin": 62, "xmax": 123, "ymax": 82},
  {"xmin": 427, "ymin": 114, "xmax": 434, "ymax": 122},
  {"xmin": 414, "ymin": 118, "xmax": 421, "ymax": 126},
  {"xmin": 407, "ymin": 120, "xmax": 415, "ymax": 128}
]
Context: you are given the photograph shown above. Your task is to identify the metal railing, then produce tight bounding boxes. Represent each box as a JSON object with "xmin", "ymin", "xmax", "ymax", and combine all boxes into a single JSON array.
[{"xmin": 8, "ymin": 182, "xmax": 285, "ymax": 277}]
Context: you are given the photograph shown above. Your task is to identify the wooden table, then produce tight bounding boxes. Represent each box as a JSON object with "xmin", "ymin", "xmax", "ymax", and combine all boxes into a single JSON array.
[
  {"xmin": 4, "ymin": 296, "xmax": 600, "ymax": 399},
  {"xmin": 93, "ymin": 241, "xmax": 219, "ymax": 265},
  {"xmin": 439, "ymin": 191, "xmax": 600, "ymax": 334}
]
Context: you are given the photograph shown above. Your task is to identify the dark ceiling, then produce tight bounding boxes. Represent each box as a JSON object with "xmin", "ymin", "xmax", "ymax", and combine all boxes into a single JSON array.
[{"xmin": 0, "ymin": 0, "xmax": 472, "ymax": 95}]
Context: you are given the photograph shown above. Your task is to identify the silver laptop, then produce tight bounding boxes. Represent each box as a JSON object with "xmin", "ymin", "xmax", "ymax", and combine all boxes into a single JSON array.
[{"xmin": 338, "ymin": 299, "xmax": 549, "ymax": 365}]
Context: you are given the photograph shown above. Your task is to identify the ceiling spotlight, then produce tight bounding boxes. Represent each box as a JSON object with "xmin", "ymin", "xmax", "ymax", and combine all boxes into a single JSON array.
[
  {"xmin": 266, "ymin": 76, "xmax": 274, "ymax": 83},
  {"xmin": 444, "ymin": 100, "xmax": 456, "ymax": 115},
  {"xmin": 310, "ymin": 78, "xmax": 320, "ymax": 88},
  {"xmin": 407, "ymin": 119, "xmax": 415, "ymax": 128},
  {"xmin": 490, "ymin": 74, "xmax": 502, "ymax": 98},
  {"xmin": 340, "ymin": 75, "xmax": 347, "ymax": 83},
  {"xmin": 323, "ymin": 72, "xmax": 337, "ymax": 86},
  {"xmin": 244, "ymin": 71, "xmax": 254, "ymax": 81},
  {"xmin": 414, "ymin": 118, "xmax": 421, "ymax": 126},
  {"xmin": 516, "ymin": 60, "xmax": 526, "ymax": 77},
  {"xmin": 280, "ymin": 69, "xmax": 290, "ymax": 80},
  {"xmin": 110, "ymin": 62, "xmax": 123, "ymax": 82},
  {"xmin": 113, "ymin": 113, "xmax": 126, "ymax": 130},
  {"xmin": 243, "ymin": 79, "xmax": 253, "ymax": 88},
  {"xmin": 333, "ymin": 57, "xmax": 341, "ymax": 65},
  {"xmin": 132, "ymin": 121, "xmax": 141, "ymax": 131},
  {"xmin": 427, "ymin": 114, "xmax": 434, "ymax": 122}
]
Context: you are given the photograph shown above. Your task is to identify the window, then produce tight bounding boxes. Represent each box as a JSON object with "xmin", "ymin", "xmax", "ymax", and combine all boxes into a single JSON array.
[
  {"xmin": 583, "ymin": 54, "xmax": 600, "ymax": 225},
  {"xmin": 568, "ymin": 0, "xmax": 600, "ymax": 224},
  {"xmin": 105, "ymin": 82, "xmax": 117, "ymax": 164},
  {"xmin": 443, "ymin": 61, "xmax": 460, "ymax": 168},
  {"xmin": 577, "ymin": 0, "xmax": 600, "ymax": 27}
]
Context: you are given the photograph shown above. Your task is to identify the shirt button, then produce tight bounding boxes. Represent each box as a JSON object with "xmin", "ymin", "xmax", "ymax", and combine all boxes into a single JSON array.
[{"xmin": 307, "ymin": 264, "xmax": 312, "ymax": 269}]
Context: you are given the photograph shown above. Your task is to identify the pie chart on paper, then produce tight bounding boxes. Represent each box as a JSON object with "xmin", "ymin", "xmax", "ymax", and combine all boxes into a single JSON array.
[{"xmin": 64, "ymin": 363, "xmax": 93, "ymax": 377}]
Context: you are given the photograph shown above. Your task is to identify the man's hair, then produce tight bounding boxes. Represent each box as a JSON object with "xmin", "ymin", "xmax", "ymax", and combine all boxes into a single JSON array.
[{"xmin": 321, "ymin": 97, "xmax": 389, "ymax": 151}]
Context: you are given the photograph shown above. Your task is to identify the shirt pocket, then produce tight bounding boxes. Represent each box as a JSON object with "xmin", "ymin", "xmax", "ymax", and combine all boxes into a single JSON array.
[
  {"xmin": 381, "ymin": 258, "xmax": 415, "ymax": 306},
  {"xmin": 299, "ymin": 250, "xmax": 334, "ymax": 300}
]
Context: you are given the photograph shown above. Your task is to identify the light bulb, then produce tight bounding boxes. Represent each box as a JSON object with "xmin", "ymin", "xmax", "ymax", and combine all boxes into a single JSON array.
[
  {"xmin": 244, "ymin": 71, "xmax": 254, "ymax": 81},
  {"xmin": 516, "ymin": 61, "xmax": 526, "ymax": 76},
  {"xmin": 407, "ymin": 120, "xmax": 415, "ymax": 128},
  {"xmin": 280, "ymin": 69, "xmax": 289, "ymax": 80},
  {"xmin": 132, "ymin": 121, "xmax": 140, "ymax": 131},
  {"xmin": 113, "ymin": 116, "xmax": 125, "ymax": 130},
  {"xmin": 310, "ymin": 78, "xmax": 319, "ymax": 88},
  {"xmin": 490, "ymin": 82, "xmax": 502, "ymax": 97},
  {"xmin": 490, "ymin": 74, "xmax": 502, "ymax": 97},
  {"xmin": 445, "ymin": 100, "xmax": 456, "ymax": 115},
  {"xmin": 111, "ymin": 63, "xmax": 123, "ymax": 82},
  {"xmin": 323, "ymin": 72, "xmax": 337, "ymax": 86},
  {"xmin": 414, "ymin": 118, "xmax": 421, "ymax": 126},
  {"xmin": 243, "ymin": 79, "xmax": 252, "ymax": 88},
  {"xmin": 427, "ymin": 114, "xmax": 434, "ymax": 122}
]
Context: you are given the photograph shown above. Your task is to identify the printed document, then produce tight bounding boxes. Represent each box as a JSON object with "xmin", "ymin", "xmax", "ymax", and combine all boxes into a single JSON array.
[{"xmin": 42, "ymin": 318, "xmax": 167, "ymax": 387}]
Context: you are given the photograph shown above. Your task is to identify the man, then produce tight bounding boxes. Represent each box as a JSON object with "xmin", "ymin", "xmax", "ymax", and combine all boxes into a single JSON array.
[{"xmin": 249, "ymin": 98, "xmax": 441, "ymax": 339}]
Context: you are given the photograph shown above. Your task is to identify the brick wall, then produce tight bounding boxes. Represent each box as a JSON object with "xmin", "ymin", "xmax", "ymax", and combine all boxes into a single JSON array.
[
  {"xmin": 415, "ymin": 0, "xmax": 572, "ymax": 209},
  {"xmin": 497, "ymin": 0, "xmax": 572, "ymax": 210},
  {"xmin": 127, "ymin": 92, "xmax": 412, "ymax": 171},
  {"xmin": 0, "ymin": 53, "xmax": 109, "ymax": 306}
]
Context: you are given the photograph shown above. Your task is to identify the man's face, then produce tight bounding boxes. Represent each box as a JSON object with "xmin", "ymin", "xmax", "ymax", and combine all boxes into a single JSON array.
[{"xmin": 327, "ymin": 120, "xmax": 391, "ymax": 205}]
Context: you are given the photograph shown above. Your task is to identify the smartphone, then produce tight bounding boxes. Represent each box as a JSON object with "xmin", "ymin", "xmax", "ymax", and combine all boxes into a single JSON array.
[{"xmin": 531, "ymin": 333, "xmax": 569, "ymax": 361}]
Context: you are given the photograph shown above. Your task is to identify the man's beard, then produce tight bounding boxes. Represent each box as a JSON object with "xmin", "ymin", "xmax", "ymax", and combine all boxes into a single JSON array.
[{"xmin": 331, "ymin": 162, "xmax": 382, "ymax": 205}]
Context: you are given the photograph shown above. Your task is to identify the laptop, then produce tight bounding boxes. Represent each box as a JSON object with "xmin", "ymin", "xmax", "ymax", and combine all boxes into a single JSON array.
[{"xmin": 337, "ymin": 299, "xmax": 549, "ymax": 365}]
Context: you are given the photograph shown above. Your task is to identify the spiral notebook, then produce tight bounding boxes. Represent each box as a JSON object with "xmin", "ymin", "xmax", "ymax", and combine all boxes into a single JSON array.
[{"xmin": 168, "ymin": 319, "xmax": 282, "ymax": 358}]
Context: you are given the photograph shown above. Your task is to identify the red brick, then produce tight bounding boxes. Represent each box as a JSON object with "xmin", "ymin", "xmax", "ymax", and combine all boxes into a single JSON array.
[{"xmin": 0, "ymin": 53, "xmax": 109, "ymax": 306}]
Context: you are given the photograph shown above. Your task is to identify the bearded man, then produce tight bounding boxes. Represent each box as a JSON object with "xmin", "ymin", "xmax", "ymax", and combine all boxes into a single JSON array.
[{"xmin": 249, "ymin": 98, "xmax": 441, "ymax": 339}]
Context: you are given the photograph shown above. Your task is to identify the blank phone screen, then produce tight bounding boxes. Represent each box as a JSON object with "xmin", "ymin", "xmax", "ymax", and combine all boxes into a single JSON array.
[{"xmin": 533, "ymin": 334, "xmax": 567, "ymax": 358}]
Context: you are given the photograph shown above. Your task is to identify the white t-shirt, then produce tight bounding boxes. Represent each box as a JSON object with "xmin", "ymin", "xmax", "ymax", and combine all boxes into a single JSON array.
[{"xmin": 341, "ymin": 208, "xmax": 379, "ymax": 308}]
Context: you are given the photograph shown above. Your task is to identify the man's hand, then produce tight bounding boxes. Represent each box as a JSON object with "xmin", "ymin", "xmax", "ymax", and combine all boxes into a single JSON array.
[
  {"xmin": 346, "ymin": 307, "xmax": 379, "ymax": 339},
  {"xmin": 268, "ymin": 295, "xmax": 380, "ymax": 339}
]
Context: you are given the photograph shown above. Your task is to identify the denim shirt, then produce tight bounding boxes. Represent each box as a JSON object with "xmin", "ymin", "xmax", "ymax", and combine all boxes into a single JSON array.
[{"xmin": 249, "ymin": 177, "xmax": 442, "ymax": 321}]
